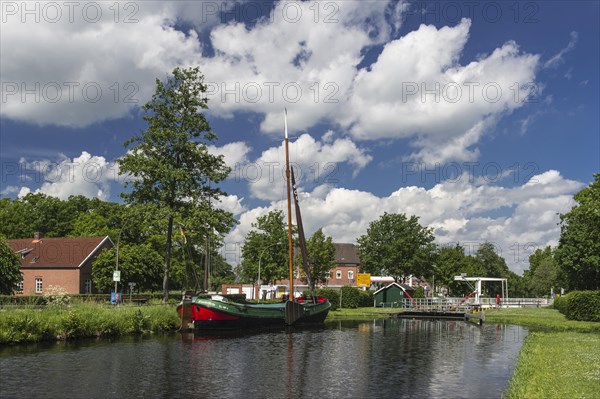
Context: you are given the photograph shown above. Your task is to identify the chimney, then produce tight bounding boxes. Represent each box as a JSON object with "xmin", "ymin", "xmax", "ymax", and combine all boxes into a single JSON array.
[{"xmin": 33, "ymin": 231, "xmax": 43, "ymax": 240}]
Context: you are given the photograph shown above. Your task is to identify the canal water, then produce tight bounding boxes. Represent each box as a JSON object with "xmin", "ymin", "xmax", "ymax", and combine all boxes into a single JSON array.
[{"xmin": 0, "ymin": 319, "xmax": 526, "ymax": 399}]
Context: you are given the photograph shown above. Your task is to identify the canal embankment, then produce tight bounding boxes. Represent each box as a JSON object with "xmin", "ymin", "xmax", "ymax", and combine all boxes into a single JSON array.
[
  {"xmin": 0, "ymin": 301, "xmax": 180, "ymax": 344},
  {"xmin": 485, "ymin": 307, "xmax": 600, "ymax": 399}
]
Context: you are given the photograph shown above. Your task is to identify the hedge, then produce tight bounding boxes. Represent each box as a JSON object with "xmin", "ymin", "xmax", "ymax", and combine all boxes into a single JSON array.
[
  {"xmin": 554, "ymin": 290, "xmax": 600, "ymax": 322},
  {"xmin": 0, "ymin": 292, "xmax": 192, "ymax": 306},
  {"xmin": 313, "ymin": 287, "xmax": 373, "ymax": 310},
  {"xmin": 315, "ymin": 288, "xmax": 339, "ymax": 310}
]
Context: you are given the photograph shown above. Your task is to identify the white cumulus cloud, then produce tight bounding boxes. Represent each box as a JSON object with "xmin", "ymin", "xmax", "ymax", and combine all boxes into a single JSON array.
[
  {"xmin": 16, "ymin": 151, "xmax": 119, "ymax": 200},
  {"xmin": 223, "ymin": 170, "xmax": 583, "ymax": 275}
]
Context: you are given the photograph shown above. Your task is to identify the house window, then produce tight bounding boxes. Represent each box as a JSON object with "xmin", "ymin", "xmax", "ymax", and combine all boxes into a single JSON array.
[
  {"xmin": 16, "ymin": 280, "xmax": 23, "ymax": 294},
  {"xmin": 84, "ymin": 279, "xmax": 92, "ymax": 294},
  {"xmin": 327, "ymin": 271, "xmax": 332, "ymax": 279},
  {"xmin": 35, "ymin": 277, "xmax": 43, "ymax": 294},
  {"xmin": 348, "ymin": 271, "xmax": 354, "ymax": 280},
  {"xmin": 335, "ymin": 270, "xmax": 342, "ymax": 279}
]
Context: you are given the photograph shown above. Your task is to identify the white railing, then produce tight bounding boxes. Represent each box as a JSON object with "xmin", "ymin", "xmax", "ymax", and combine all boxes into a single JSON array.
[{"xmin": 377, "ymin": 297, "xmax": 553, "ymax": 309}]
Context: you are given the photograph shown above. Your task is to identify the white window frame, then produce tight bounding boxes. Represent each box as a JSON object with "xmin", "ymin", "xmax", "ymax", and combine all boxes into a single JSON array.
[
  {"xmin": 335, "ymin": 270, "xmax": 342, "ymax": 279},
  {"xmin": 348, "ymin": 271, "xmax": 354, "ymax": 280},
  {"xmin": 84, "ymin": 279, "xmax": 92, "ymax": 294},
  {"xmin": 35, "ymin": 277, "xmax": 43, "ymax": 294},
  {"xmin": 16, "ymin": 280, "xmax": 24, "ymax": 294}
]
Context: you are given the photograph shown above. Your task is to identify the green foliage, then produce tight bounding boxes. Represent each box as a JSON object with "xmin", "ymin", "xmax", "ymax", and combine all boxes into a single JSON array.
[
  {"xmin": 504, "ymin": 331, "xmax": 600, "ymax": 399},
  {"xmin": 358, "ymin": 212, "xmax": 436, "ymax": 281},
  {"xmin": 554, "ymin": 290, "xmax": 600, "ymax": 322},
  {"xmin": 358, "ymin": 289, "xmax": 373, "ymax": 307},
  {"xmin": 0, "ymin": 238, "xmax": 22, "ymax": 294},
  {"xmin": 434, "ymin": 244, "xmax": 481, "ymax": 296},
  {"xmin": 43, "ymin": 285, "xmax": 71, "ymax": 307},
  {"xmin": 0, "ymin": 302, "xmax": 180, "ymax": 343},
  {"xmin": 555, "ymin": 173, "xmax": 600, "ymax": 290},
  {"xmin": 524, "ymin": 247, "xmax": 561, "ymax": 297},
  {"xmin": 316, "ymin": 288, "xmax": 340, "ymax": 310},
  {"xmin": 506, "ymin": 270, "xmax": 529, "ymax": 298},
  {"xmin": 473, "ymin": 242, "xmax": 510, "ymax": 277},
  {"xmin": 131, "ymin": 309, "xmax": 150, "ymax": 333},
  {"xmin": 316, "ymin": 286, "xmax": 372, "ymax": 309},
  {"xmin": 92, "ymin": 243, "xmax": 163, "ymax": 293},
  {"xmin": 340, "ymin": 286, "xmax": 361, "ymax": 308},
  {"xmin": 298, "ymin": 228, "xmax": 336, "ymax": 291},
  {"xmin": 241, "ymin": 210, "xmax": 289, "ymax": 284},
  {"xmin": 0, "ymin": 193, "xmax": 79, "ymax": 238},
  {"xmin": 412, "ymin": 286, "xmax": 425, "ymax": 298}
]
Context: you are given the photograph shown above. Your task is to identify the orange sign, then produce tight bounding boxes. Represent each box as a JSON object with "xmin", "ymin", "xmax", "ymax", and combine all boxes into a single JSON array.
[{"xmin": 356, "ymin": 273, "xmax": 371, "ymax": 287}]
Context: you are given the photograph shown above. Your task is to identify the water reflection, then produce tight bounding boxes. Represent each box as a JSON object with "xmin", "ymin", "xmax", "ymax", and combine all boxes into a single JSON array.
[{"xmin": 0, "ymin": 320, "xmax": 526, "ymax": 399}]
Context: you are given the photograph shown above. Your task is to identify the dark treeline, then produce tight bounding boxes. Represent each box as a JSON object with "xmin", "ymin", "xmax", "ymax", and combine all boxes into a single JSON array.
[{"xmin": 0, "ymin": 193, "xmax": 235, "ymax": 293}]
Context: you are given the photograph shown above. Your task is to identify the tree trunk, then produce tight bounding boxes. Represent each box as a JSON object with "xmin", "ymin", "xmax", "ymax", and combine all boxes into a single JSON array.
[{"xmin": 163, "ymin": 215, "xmax": 174, "ymax": 303}]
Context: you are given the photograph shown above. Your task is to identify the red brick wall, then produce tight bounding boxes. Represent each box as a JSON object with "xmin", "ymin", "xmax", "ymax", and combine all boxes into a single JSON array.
[
  {"xmin": 326, "ymin": 266, "xmax": 359, "ymax": 286},
  {"xmin": 19, "ymin": 268, "xmax": 81, "ymax": 295}
]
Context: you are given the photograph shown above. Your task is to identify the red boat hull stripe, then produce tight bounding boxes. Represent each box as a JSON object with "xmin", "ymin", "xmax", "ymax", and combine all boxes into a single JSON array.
[{"xmin": 196, "ymin": 306, "xmax": 239, "ymax": 321}]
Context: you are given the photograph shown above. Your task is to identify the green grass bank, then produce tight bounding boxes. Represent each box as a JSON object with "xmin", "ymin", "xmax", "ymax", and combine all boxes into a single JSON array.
[
  {"xmin": 487, "ymin": 308, "xmax": 600, "ymax": 399},
  {"xmin": 0, "ymin": 301, "xmax": 180, "ymax": 344}
]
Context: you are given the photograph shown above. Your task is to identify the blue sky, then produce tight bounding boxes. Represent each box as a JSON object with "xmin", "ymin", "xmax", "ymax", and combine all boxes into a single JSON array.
[{"xmin": 1, "ymin": 1, "xmax": 598, "ymax": 273}]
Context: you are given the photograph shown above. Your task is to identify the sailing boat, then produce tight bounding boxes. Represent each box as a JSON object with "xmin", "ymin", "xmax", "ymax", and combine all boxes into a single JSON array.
[{"xmin": 178, "ymin": 111, "xmax": 331, "ymax": 331}]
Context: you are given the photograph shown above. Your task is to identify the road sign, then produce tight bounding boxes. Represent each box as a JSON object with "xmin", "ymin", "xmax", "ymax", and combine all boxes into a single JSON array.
[
  {"xmin": 356, "ymin": 273, "xmax": 371, "ymax": 287},
  {"xmin": 113, "ymin": 270, "xmax": 121, "ymax": 282}
]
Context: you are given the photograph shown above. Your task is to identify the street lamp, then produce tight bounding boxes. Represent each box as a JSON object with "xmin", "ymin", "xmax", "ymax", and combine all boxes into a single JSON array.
[
  {"xmin": 114, "ymin": 219, "xmax": 133, "ymax": 304},
  {"xmin": 258, "ymin": 243, "xmax": 278, "ymax": 303}
]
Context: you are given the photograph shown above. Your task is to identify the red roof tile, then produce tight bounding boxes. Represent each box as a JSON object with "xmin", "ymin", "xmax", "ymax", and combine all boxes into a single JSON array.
[{"xmin": 7, "ymin": 236, "xmax": 113, "ymax": 268}]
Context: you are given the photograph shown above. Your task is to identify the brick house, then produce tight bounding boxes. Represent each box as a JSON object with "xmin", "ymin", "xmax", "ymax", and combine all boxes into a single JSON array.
[
  {"xmin": 7, "ymin": 233, "xmax": 114, "ymax": 295},
  {"xmin": 327, "ymin": 243, "xmax": 360, "ymax": 287}
]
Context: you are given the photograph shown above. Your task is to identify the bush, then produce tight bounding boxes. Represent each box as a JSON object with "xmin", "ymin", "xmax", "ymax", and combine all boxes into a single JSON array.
[
  {"xmin": 358, "ymin": 289, "xmax": 374, "ymax": 307},
  {"xmin": 554, "ymin": 291, "xmax": 600, "ymax": 322},
  {"xmin": 340, "ymin": 286, "xmax": 362, "ymax": 308},
  {"xmin": 553, "ymin": 295, "xmax": 568, "ymax": 314},
  {"xmin": 43, "ymin": 285, "xmax": 71, "ymax": 307},
  {"xmin": 316, "ymin": 288, "xmax": 340, "ymax": 310},
  {"xmin": 412, "ymin": 287, "xmax": 425, "ymax": 298}
]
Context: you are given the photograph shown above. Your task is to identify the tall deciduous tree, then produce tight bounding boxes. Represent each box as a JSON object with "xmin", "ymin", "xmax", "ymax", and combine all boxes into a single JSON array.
[
  {"xmin": 357, "ymin": 212, "xmax": 436, "ymax": 282},
  {"xmin": 241, "ymin": 210, "xmax": 288, "ymax": 286},
  {"xmin": 524, "ymin": 246, "xmax": 561, "ymax": 297},
  {"xmin": 435, "ymin": 244, "xmax": 473, "ymax": 296},
  {"xmin": 92, "ymin": 243, "xmax": 164, "ymax": 293},
  {"xmin": 298, "ymin": 228, "xmax": 336, "ymax": 291},
  {"xmin": 118, "ymin": 67, "xmax": 232, "ymax": 302},
  {"xmin": 0, "ymin": 238, "xmax": 22, "ymax": 295},
  {"xmin": 555, "ymin": 173, "xmax": 600, "ymax": 290},
  {"xmin": 473, "ymin": 242, "xmax": 510, "ymax": 277}
]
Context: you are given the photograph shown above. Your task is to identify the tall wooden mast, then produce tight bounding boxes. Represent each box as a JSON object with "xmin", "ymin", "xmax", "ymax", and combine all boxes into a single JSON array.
[{"xmin": 284, "ymin": 109, "xmax": 294, "ymax": 298}]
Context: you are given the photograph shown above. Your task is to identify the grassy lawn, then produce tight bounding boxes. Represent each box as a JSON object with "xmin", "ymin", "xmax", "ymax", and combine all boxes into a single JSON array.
[
  {"xmin": 504, "ymin": 331, "xmax": 600, "ymax": 399},
  {"xmin": 487, "ymin": 308, "xmax": 600, "ymax": 399},
  {"xmin": 485, "ymin": 307, "xmax": 600, "ymax": 333}
]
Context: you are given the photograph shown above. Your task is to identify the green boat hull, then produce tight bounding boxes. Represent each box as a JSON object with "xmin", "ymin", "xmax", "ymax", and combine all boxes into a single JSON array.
[{"xmin": 182, "ymin": 296, "xmax": 331, "ymax": 331}]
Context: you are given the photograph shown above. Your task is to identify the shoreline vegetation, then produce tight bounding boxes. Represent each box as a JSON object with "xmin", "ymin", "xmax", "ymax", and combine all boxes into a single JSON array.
[
  {"xmin": 0, "ymin": 301, "xmax": 180, "ymax": 344},
  {"xmin": 2, "ymin": 303, "xmax": 598, "ymax": 398},
  {"xmin": 485, "ymin": 308, "xmax": 600, "ymax": 399}
]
